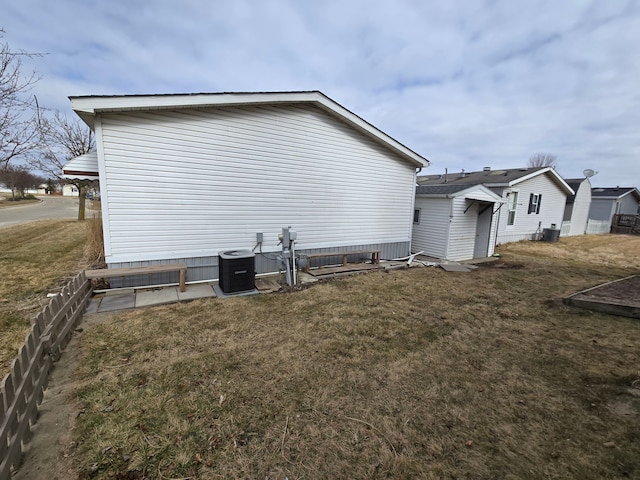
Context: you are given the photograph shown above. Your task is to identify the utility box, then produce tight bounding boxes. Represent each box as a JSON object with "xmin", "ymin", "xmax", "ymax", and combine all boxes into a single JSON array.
[
  {"xmin": 542, "ymin": 228, "xmax": 560, "ymax": 242},
  {"xmin": 218, "ymin": 250, "xmax": 255, "ymax": 294}
]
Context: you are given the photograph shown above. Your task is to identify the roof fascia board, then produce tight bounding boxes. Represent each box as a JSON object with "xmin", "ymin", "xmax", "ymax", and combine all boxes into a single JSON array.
[
  {"xmin": 415, "ymin": 193, "xmax": 452, "ymax": 198},
  {"xmin": 496, "ymin": 167, "xmax": 574, "ymax": 195},
  {"xmin": 453, "ymin": 185, "xmax": 503, "ymax": 202},
  {"xmin": 70, "ymin": 91, "xmax": 320, "ymax": 113},
  {"xmin": 595, "ymin": 189, "xmax": 640, "ymax": 200},
  {"xmin": 70, "ymin": 91, "xmax": 429, "ymax": 168}
]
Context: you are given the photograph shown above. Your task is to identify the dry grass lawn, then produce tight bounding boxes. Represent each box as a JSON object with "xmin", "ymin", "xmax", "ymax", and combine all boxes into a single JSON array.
[
  {"xmin": 0, "ymin": 219, "xmax": 93, "ymax": 376},
  {"xmin": 65, "ymin": 235, "xmax": 640, "ymax": 479}
]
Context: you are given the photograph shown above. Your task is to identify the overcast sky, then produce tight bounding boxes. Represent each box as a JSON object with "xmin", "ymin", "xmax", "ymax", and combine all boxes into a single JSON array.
[{"xmin": 4, "ymin": 0, "xmax": 639, "ymax": 188}]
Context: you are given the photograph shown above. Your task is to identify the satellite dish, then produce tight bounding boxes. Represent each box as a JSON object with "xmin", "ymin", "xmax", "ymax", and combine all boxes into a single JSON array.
[{"xmin": 583, "ymin": 169, "xmax": 596, "ymax": 178}]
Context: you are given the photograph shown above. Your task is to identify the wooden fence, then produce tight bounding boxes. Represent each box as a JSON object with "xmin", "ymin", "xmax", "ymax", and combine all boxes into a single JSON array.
[
  {"xmin": 611, "ymin": 214, "xmax": 640, "ymax": 235},
  {"xmin": 0, "ymin": 272, "xmax": 92, "ymax": 479}
]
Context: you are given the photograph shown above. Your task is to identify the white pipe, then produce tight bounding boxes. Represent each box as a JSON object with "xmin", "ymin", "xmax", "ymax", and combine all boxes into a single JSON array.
[{"xmin": 291, "ymin": 241, "xmax": 297, "ymax": 285}]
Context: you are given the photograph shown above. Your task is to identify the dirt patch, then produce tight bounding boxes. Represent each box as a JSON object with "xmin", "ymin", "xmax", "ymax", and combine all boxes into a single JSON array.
[
  {"xmin": 564, "ymin": 275, "xmax": 640, "ymax": 318},
  {"xmin": 12, "ymin": 313, "xmax": 117, "ymax": 480},
  {"xmin": 477, "ymin": 261, "xmax": 525, "ymax": 269},
  {"xmin": 582, "ymin": 275, "xmax": 640, "ymax": 302}
]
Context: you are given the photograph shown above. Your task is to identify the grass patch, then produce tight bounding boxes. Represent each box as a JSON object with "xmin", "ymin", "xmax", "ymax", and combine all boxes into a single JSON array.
[
  {"xmin": 0, "ymin": 219, "xmax": 91, "ymax": 376},
  {"xmin": 69, "ymin": 235, "xmax": 640, "ymax": 479},
  {"xmin": 0, "ymin": 195, "xmax": 40, "ymax": 208}
]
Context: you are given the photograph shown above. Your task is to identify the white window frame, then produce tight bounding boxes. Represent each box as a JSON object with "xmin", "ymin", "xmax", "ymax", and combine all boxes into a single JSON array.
[
  {"xmin": 413, "ymin": 208, "xmax": 421, "ymax": 224},
  {"xmin": 506, "ymin": 190, "xmax": 519, "ymax": 227},
  {"xmin": 528, "ymin": 193, "xmax": 542, "ymax": 214}
]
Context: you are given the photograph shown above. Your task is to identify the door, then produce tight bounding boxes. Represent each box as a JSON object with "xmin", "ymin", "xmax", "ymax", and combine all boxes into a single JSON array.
[{"xmin": 474, "ymin": 203, "xmax": 493, "ymax": 258}]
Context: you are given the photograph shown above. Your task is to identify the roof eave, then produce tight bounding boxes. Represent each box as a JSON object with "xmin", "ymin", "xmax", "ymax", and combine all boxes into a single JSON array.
[{"xmin": 505, "ymin": 167, "xmax": 574, "ymax": 195}]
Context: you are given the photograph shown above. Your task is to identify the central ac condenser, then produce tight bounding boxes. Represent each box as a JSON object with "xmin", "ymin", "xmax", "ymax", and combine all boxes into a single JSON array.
[{"xmin": 218, "ymin": 250, "xmax": 255, "ymax": 294}]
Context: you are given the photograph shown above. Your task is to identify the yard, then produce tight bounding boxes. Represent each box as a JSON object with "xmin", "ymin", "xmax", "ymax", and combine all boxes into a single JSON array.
[
  {"xmin": 3, "ymin": 227, "xmax": 640, "ymax": 479},
  {"xmin": 0, "ymin": 219, "xmax": 91, "ymax": 375}
]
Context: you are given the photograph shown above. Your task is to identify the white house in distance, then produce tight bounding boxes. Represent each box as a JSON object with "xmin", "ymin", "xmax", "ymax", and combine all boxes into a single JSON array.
[
  {"xmin": 415, "ymin": 167, "xmax": 574, "ymax": 259},
  {"xmin": 589, "ymin": 187, "xmax": 640, "ymax": 226},
  {"xmin": 561, "ymin": 177, "xmax": 592, "ymax": 236},
  {"xmin": 65, "ymin": 91, "xmax": 429, "ymax": 285}
]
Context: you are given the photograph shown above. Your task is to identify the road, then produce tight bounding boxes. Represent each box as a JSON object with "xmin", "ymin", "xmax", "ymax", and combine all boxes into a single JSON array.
[{"xmin": 0, "ymin": 196, "xmax": 79, "ymax": 229}]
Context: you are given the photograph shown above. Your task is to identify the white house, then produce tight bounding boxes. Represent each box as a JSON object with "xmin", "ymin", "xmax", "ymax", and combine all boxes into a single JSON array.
[
  {"xmin": 412, "ymin": 184, "xmax": 503, "ymax": 261},
  {"xmin": 417, "ymin": 167, "xmax": 574, "ymax": 248},
  {"xmin": 561, "ymin": 177, "xmax": 592, "ymax": 236},
  {"xmin": 65, "ymin": 91, "xmax": 429, "ymax": 284},
  {"xmin": 62, "ymin": 184, "xmax": 79, "ymax": 197},
  {"xmin": 589, "ymin": 187, "xmax": 640, "ymax": 226}
]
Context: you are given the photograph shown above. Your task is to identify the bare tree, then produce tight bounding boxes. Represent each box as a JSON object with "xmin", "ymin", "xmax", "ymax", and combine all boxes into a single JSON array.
[
  {"xmin": 0, "ymin": 164, "xmax": 43, "ymax": 199},
  {"xmin": 32, "ymin": 111, "xmax": 95, "ymax": 219},
  {"xmin": 0, "ymin": 30, "xmax": 42, "ymax": 169},
  {"xmin": 528, "ymin": 153, "xmax": 558, "ymax": 169}
]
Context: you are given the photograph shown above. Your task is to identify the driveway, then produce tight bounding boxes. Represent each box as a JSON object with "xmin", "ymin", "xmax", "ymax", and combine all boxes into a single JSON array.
[{"xmin": 0, "ymin": 196, "xmax": 79, "ymax": 229}]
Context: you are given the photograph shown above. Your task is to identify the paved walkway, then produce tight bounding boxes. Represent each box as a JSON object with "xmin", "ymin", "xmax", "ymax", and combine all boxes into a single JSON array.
[{"xmin": 85, "ymin": 275, "xmax": 290, "ymax": 314}]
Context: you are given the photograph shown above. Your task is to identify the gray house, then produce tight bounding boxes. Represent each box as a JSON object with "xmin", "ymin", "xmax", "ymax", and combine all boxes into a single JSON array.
[{"xmin": 589, "ymin": 187, "xmax": 640, "ymax": 226}]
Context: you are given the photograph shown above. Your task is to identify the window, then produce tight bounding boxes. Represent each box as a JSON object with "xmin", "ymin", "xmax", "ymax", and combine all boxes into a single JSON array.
[
  {"xmin": 507, "ymin": 191, "xmax": 518, "ymax": 226},
  {"xmin": 413, "ymin": 208, "xmax": 421, "ymax": 224},
  {"xmin": 528, "ymin": 193, "xmax": 542, "ymax": 214}
]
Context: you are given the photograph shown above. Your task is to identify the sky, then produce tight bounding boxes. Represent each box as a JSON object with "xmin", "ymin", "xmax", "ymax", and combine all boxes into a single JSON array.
[{"xmin": 3, "ymin": 0, "xmax": 640, "ymax": 188}]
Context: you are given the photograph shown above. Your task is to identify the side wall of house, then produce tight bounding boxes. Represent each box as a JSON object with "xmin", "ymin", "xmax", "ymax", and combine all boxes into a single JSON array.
[
  {"xmin": 411, "ymin": 197, "xmax": 450, "ymax": 259},
  {"xmin": 589, "ymin": 199, "xmax": 615, "ymax": 222},
  {"xmin": 618, "ymin": 193, "xmax": 640, "ymax": 215},
  {"xmin": 568, "ymin": 179, "xmax": 591, "ymax": 236},
  {"xmin": 494, "ymin": 175, "xmax": 568, "ymax": 244},
  {"xmin": 98, "ymin": 104, "xmax": 417, "ymax": 281}
]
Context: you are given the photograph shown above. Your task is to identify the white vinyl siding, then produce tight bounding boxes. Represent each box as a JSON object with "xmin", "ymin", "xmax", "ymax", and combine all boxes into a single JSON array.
[
  {"xmin": 564, "ymin": 179, "xmax": 591, "ymax": 236},
  {"xmin": 495, "ymin": 174, "xmax": 568, "ymax": 244},
  {"xmin": 98, "ymin": 104, "xmax": 416, "ymax": 263},
  {"xmin": 411, "ymin": 197, "xmax": 450, "ymax": 259},
  {"xmin": 618, "ymin": 193, "xmax": 640, "ymax": 215}
]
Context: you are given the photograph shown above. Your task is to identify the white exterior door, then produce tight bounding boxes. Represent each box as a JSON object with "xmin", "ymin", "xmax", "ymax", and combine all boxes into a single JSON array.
[{"xmin": 474, "ymin": 203, "xmax": 493, "ymax": 258}]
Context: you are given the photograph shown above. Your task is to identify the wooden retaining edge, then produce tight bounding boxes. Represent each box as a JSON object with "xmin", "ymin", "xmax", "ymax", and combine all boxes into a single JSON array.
[{"xmin": 563, "ymin": 274, "xmax": 640, "ymax": 319}]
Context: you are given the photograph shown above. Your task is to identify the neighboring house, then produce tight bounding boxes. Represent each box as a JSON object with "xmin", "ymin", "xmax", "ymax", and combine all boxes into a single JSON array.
[
  {"xmin": 413, "ymin": 184, "xmax": 503, "ymax": 261},
  {"xmin": 561, "ymin": 177, "xmax": 592, "ymax": 236},
  {"xmin": 417, "ymin": 167, "xmax": 574, "ymax": 248},
  {"xmin": 589, "ymin": 187, "xmax": 640, "ymax": 226},
  {"xmin": 62, "ymin": 184, "xmax": 79, "ymax": 197},
  {"xmin": 65, "ymin": 91, "xmax": 429, "ymax": 284}
]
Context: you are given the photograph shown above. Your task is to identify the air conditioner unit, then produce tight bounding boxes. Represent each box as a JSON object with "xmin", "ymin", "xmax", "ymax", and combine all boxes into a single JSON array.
[{"xmin": 218, "ymin": 250, "xmax": 255, "ymax": 294}]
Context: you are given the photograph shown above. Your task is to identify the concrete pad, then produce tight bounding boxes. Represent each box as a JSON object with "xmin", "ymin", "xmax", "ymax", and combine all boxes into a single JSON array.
[
  {"xmin": 98, "ymin": 293, "xmax": 135, "ymax": 312},
  {"xmin": 439, "ymin": 263, "xmax": 473, "ymax": 273},
  {"xmin": 85, "ymin": 297, "xmax": 101, "ymax": 314},
  {"xmin": 135, "ymin": 287, "xmax": 179, "ymax": 307},
  {"xmin": 103, "ymin": 288, "xmax": 135, "ymax": 296},
  {"xmin": 213, "ymin": 285, "xmax": 259, "ymax": 298},
  {"xmin": 255, "ymin": 276, "xmax": 283, "ymax": 292},
  {"xmin": 296, "ymin": 272, "xmax": 318, "ymax": 284},
  {"xmin": 177, "ymin": 284, "xmax": 216, "ymax": 301}
]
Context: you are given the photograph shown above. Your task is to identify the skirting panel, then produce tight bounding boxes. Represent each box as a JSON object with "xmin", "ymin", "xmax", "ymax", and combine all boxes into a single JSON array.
[{"xmin": 107, "ymin": 241, "xmax": 410, "ymax": 288}]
